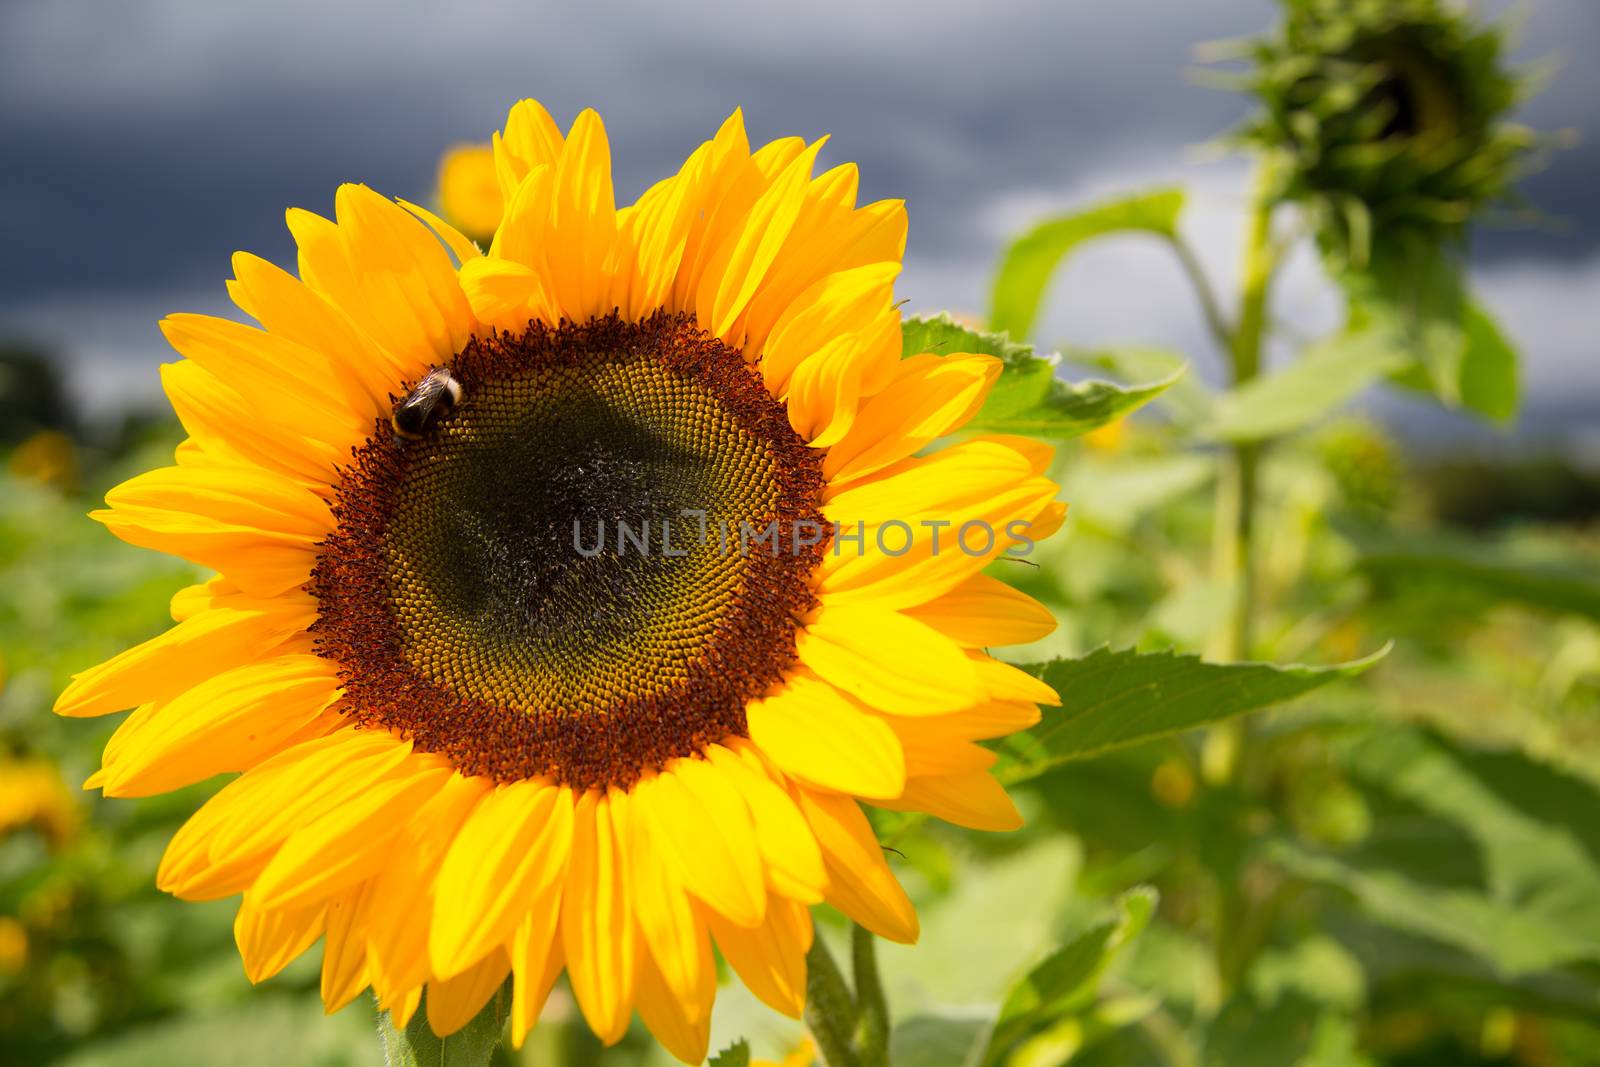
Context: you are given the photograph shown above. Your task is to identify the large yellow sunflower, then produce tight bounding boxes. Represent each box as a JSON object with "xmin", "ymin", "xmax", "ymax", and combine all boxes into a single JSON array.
[{"xmin": 56, "ymin": 99, "xmax": 1065, "ymax": 1061}]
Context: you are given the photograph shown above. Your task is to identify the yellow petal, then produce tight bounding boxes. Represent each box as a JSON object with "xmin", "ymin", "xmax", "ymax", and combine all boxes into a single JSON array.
[
  {"xmin": 228, "ymin": 251, "xmax": 411, "ymax": 406},
  {"xmin": 637, "ymin": 760, "xmax": 766, "ymax": 928},
  {"xmin": 508, "ymin": 885, "xmax": 566, "ymax": 1048},
  {"xmin": 427, "ymin": 949, "xmax": 511, "ymax": 1037},
  {"xmin": 234, "ymin": 896, "xmax": 325, "ymax": 984},
  {"xmin": 546, "ymin": 110, "xmax": 619, "ymax": 322},
  {"xmin": 98, "ymin": 654, "xmax": 341, "ymax": 798},
  {"xmin": 902, "ymin": 572, "xmax": 1057, "ymax": 649},
  {"xmin": 561, "ymin": 789, "xmax": 636, "ymax": 1044},
  {"xmin": 431, "ymin": 779, "xmax": 573, "ymax": 978},
  {"xmin": 160, "ymin": 360, "xmax": 353, "ymax": 487},
  {"xmin": 786, "ymin": 333, "xmax": 866, "ymax": 449},
  {"xmin": 459, "ymin": 254, "xmax": 558, "ymax": 332},
  {"xmin": 635, "ymin": 937, "xmax": 714, "ymax": 1065},
  {"xmin": 761, "ymin": 262, "xmax": 900, "ymax": 395},
  {"xmin": 494, "ymin": 99, "xmax": 565, "ymax": 200},
  {"xmin": 55, "ymin": 598, "xmax": 312, "ymax": 718},
  {"xmin": 705, "ymin": 743, "xmax": 826, "ymax": 903},
  {"xmin": 790, "ymin": 786, "xmax": 917, "ymax": 943},
  {"xmin": 702, "ymin": 895, "xmax": 811, "ymax": 1018},
  {"xmin": 874, "ymin": 770, "xmax": 1023, "ymax": 832},
  {"xmin": 746, "ymin": 675, "xmax": 906, "ymax": 799},
  {"xmin": 795, "ymin": 604, "xmax": 982, "ymax": 716},
  {"xmin": 321, "ymin": 880, "xmax": 375, "ymax": 1012},
  {"xmin": 971, "ymin": 653, "xmax": 1061, "ymax": 705},
  {"xmin": 397, "ymin": 197, "xmax": 482, "ymax": 265},
  {"xmin": 159, "ymin": 310, "xmax": 382, "ymax": 424},
  {"xmin": 823, "ymin": 354, "xmax": 1001, "ymax": 484},
  {"xmin": 367, "ymin": 773, "xmax": 492, "ymax": 998},
  {"xmin": 699, "ymin": 138, "xmax": 827, "ymax": 340},
  {"xmin": 157, "ymin": 731, "xmax": 413, "ymax": 900},
  {"xmin": 249, "ymin": 763, "xmax": 451, "ymax": 912},
  {"xmin": 629, "ymin": 812, "xmax": 710, "ymax": 1012},
  {"xmin": 95, "ymin": 462, "xmax": 331, "ymax": 598}
]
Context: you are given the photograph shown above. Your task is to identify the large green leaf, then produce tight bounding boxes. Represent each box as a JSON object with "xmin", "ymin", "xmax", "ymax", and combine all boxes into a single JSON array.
[
  {"xmin": 989, "ymin": 189, "xmax": 1186, "ymax": 340},
  {"xmin": 1353, "ymin": 529, "xmax": 1600, "ymax": 622},
  {"xmin": 1210, "ymin": 330, "xmax": 1408, "ymax": 443},
  {"xmin": 901, "ymin": 314, "xmax": 1180, "ymax": 439},
  {"xmin": 1270, "ymin": 728, "xmax": 1600, "ymax": 979},
  {"xmin": 982, "ymin": 888, "xmax": 1158, "ymax": 1066},
  {"xmin": 1000, "ymin": 647, "xmax": 1388, "ymax": 783}
]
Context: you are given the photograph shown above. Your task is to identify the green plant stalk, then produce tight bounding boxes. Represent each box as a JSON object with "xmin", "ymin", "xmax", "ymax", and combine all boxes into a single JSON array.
[
  {"xmin": 851, "ymin": 925, "xmax": 891, "ymax": 1067},
  {"xmin": 807, "ymin": 934, "xmax": 864, "ymax": 1067},
  {"xmin": 1203, "ymin": 161, "xmax": 1282, "ymax": 997}
]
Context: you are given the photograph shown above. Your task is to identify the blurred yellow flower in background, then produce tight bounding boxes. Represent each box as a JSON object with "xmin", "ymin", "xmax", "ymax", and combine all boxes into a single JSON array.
[
  {"xmin": 8, "ymin": 430, "xmax": 80, "ymax": 492},
  {"xmin": 435, "ymin": 143, "xmax": 503, "ymax": 246},
  {"xmin": 0, "ymin": 758, "xmax": 80, "ymax": 850}
]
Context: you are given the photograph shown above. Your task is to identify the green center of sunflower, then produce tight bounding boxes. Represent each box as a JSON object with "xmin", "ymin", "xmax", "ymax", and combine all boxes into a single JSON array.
[{"xmin": 312, "ymin": 313, "xmax": 827, "ymax": 790}]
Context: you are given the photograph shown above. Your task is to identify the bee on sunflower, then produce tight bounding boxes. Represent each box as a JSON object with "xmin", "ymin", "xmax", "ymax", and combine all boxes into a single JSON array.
[{"xmin": 55, "ymin": 100, "xmax": 1065, "ymax": 1062}]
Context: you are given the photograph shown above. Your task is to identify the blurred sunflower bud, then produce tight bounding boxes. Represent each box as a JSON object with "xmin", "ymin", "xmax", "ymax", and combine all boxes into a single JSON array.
[
  {"xmin": 1222, "ymin": 0, "xmax": 1550, "ymax": 413},
  {"xmin": 434, "ymin": 142, "xmax": 503, "ymax": 246},
  {"xmin": 1238, "ymin": 0, "xmax": 1538, "ymax": 270}
]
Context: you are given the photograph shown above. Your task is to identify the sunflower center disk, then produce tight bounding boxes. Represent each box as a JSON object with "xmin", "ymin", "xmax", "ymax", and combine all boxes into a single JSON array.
[{"xmin": 312, "ymin": 314, "xmax": 827, "ymax": 790}]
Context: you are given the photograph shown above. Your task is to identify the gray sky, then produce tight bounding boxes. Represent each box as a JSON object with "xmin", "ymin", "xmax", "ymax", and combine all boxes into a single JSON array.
[{"xmin": 2, "ymin": 0, "xmax": 1595, "ymax": 449}]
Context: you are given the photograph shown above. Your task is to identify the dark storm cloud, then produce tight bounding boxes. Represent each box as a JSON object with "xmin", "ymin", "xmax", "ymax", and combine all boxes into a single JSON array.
[{"xmin": 0, "ymin": 0, "xmax": 1593, "ymax": 427}]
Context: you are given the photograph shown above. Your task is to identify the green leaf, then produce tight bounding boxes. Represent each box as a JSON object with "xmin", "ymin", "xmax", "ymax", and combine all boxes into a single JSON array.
[
  {"xmin": 901, "ymin": 313, "xmax": 1034, "ymax": 366},
  {"xmin": 709, "ymin": 1039, "xmax": 753, "ymax": 1067},
  {"xmin": 1350, "ymin": 242, "xmax": 1522, "ymax": 422},
  {"xmin": 1073, "ymin": 344, "xmax": 1215, "ymax": 429},
  {"xmin": 890, "ymin": 1016, "xmax": 991, "ymax": 1067},
  {"xmin": 1210, "ymin": 330, "xmax": 1408, "ymax": 443},
  {"xmin": 1457, "ymin": 301, "xmax": 1520, "ymax": 422},
  {"xmin": 1000, "ymin": 646, "xmax": 1388, "ymax": 783},
  {"xmin": 1348, "ymin": 237, "xmax": 1467, "ymax": 405},
  {"xmin": 1353, "ymin": 529, "xmax": 1600, "ymax": 622},
  {"xmin": 1270, "ymin": 729, "xmax": 1600, "ymax": 976},
  {"xmin": 901, "ymin": 314, "xmax": 1180, "ymax": 439},
  {"xmin": 983, "ymin": 888, "xmax": 1158, "ymax": 1065},
  {"xmin": 379, "ymin": 987, "xmax": 506, "ymax": 1067},
  {"xmin": 989, "ymin": 189, "xmax": 1186, "ymax": 340}
]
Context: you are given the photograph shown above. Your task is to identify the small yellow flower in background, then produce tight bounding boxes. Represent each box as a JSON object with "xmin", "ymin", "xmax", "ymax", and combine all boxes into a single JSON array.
[
  {"xmin": 56, "ymin": 99, "xmax": 1066, "ymax": 1063},
  {"xmin": 755, "ymin": 1034, "xmax": 817, "ymax": 1067},
  {"xmin": 0, "ymin": 758, "xmax": 81, "ymax": 850},
  {"xmin": 1082, "ymin": 418, "xmax": 1126, "ymax": 452},
  {"xmin": 435, "ymin": 143, "xmax": 503, "ymax": 246},
  {"xmin": 8, "ymin": 430, "xmax": 80, "ymax": 491},
  {"xmin": 0, "ymin": 916, "xmax": 28, "ymax": 975}
]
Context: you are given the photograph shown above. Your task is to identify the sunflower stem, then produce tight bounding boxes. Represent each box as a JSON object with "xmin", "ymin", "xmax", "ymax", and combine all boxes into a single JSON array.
[
  {"xmin": 377, "ymin": 985, "xmax": 508, "ymax": 1067},
  {"xmin": 1203, "ymin": 158, "xmax": 1283, "ymax": 1001},
  {"xmin": 806, "ymin": 933, "xmax": 863, "ymax": 1067},
  {"xmin": 850, "ymin": 925, "xmax": 890, "ymax": 1067}
]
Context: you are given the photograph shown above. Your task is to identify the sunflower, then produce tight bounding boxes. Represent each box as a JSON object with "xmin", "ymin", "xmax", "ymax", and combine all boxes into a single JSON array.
[
  {"xmin": 436, "ymin": 142, "xmax": 503, "ymax": 247},
  {"xmin": 56, "ymin": 100, "xmax": 1065, "ymax": 1062}
]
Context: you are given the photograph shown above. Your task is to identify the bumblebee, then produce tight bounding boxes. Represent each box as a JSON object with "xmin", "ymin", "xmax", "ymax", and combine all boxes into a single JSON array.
[{"xmin": 391, "ymin": 367, "xmax": 462, "ymax": 441}]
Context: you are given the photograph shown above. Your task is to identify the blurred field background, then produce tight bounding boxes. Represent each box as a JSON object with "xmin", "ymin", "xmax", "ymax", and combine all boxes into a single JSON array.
[{"xmin": 3, "ymin": 1, "xmax": 1599, "ymax": 1065}]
